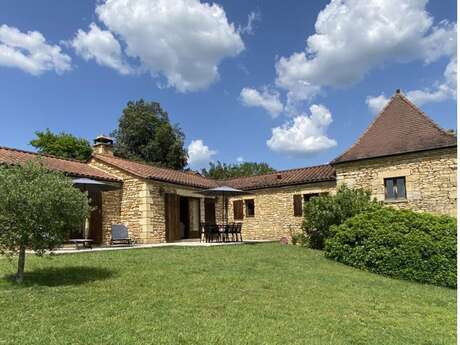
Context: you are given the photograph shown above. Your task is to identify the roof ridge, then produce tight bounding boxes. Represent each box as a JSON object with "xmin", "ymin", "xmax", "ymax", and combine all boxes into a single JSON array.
[
  {"xmin": 0, "ymin": 145, "xmax": 89, "ymax": 164},
  {"xmin": 220, "ymin": 164, "xmax": 333, "ymax": 182}
]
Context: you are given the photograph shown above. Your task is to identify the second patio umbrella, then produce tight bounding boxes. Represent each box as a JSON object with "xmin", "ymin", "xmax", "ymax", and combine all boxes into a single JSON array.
[{"xmin": 200, "ymin": 186, "xmax": 248, "ymax": 224}]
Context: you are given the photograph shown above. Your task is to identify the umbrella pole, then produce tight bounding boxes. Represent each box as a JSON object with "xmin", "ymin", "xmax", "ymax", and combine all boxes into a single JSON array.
[{"xmin": 222, "ymin": 193, "xmax": 225, "ymax": 225}]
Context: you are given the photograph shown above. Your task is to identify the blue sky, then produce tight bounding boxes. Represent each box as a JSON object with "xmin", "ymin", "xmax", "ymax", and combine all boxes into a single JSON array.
[{"xmin": 0, "ymin": 0, "xmax": 456, "ymax": 170}]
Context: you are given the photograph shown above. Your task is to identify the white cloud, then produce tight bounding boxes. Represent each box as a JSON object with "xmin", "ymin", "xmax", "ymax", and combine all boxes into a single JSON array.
[
  {"xmin": 406, "ymin": 57, "xmax": 457, "ymax": 106},
  {"xmin": 71, "ymin": 23, "xmax": 132, "ymax": 75},
  {"xmin": 267, "ymin": 104, "xmax": 337, "ymax": 155},
  {"xmin": 240, "ymin": 87, "xmax": 284, "ymax": 117},
  {"xmin": 0, "ymin": 24, "xmax": 71, "ymax": 75},
  {"xmin": 366, "ymin": 56, "xmax": 457, "ymax": 113},
  {"xmin": 95, "ymin": 0, "xmax": 245, "ymax": 92},
  {"xmin": 238, "ymin": 11, "xmax": 260, "ymax": 35},
  {"xmin": 366, "ymin": 94, "xmax": 390, "ymax": 114},
  {"xmin": 275, "ymin": 0, "xmax": 457, "ymax": 106},
  {"xmin": 188, "ymin": 139, "xmax": 217, "ymax": 167},
  {"xmin": 236, "ymin": 156, "xmax": 245, "ymax": 163}
]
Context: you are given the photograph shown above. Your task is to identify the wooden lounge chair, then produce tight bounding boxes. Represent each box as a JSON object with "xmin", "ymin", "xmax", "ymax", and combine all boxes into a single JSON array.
[{"xmin": 111, "ymin": 224, "xmax": 133, "ymax": 246}]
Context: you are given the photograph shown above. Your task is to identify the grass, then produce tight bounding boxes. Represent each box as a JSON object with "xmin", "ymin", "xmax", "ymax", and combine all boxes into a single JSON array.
[{"xmin": 0, "ymin": 243, "xmax": 455, "ymax": 345}]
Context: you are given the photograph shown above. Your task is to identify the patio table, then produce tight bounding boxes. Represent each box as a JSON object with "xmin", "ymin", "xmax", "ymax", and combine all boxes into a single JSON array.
[{"xmin": 69, "ymin": 239, "xmax": 93, "ymax": 249}]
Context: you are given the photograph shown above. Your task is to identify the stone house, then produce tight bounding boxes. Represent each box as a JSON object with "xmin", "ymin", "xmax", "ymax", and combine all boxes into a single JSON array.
[{"xmin": 0, "ymin": 90, "xmax": 456, "ymax": 244}]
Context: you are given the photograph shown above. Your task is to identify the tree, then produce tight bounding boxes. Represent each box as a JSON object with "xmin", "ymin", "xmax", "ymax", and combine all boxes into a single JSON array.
[
  {"xmin": 201, "ymin": 161, "xmax": 275, "ymax": 179},
  {"xmin": 30, "ymin": 129, "xmax": 92, "ymax": 161},
  {"xmin": 112, "ymin": 100, "xmax": 188, "ymax": 169},
  {"xmin": 0, "ymin": 161, "xmax": 91, "ymax": 283}
]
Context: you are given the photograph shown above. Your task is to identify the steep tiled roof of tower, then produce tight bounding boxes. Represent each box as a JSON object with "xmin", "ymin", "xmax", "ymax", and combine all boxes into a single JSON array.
[{"xmin": 331, "ymin": 91, "xmax": 457, "ymax": 164}]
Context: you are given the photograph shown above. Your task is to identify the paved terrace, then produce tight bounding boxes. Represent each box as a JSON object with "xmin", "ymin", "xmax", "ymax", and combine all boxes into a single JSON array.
[{"xmin": 38, "ymin": 240, "xmax": 274, "ymax": 255}]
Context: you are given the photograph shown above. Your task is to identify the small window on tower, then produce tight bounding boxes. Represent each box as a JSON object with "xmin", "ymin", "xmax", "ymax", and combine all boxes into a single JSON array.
[{"xmin": 384, "ymin": 177, "xmax": 406, "ymax": 200}]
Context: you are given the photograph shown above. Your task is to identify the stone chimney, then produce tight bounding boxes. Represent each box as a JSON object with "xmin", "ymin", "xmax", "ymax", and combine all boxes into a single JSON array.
[{"xmin": 93, "ymin": 135, "xmax": 114, "ymax": 156}]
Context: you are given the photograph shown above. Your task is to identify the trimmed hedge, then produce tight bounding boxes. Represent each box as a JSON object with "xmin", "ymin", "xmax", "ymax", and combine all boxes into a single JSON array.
[{"xmin": 325, "ymin": 208, "xmax": 457, "ymax": 288}]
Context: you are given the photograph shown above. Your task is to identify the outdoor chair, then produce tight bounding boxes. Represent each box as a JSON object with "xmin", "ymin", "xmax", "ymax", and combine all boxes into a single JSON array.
[
  {"xmin": 221, "ymin": 223, "xmax": 230, "ymax": 242},
  {"xmin": 235, "ymin": 223, "xmax": 243, "ymax": 242},
  {"xmin": 209, "ymin": 224, "xmax": 221, "ymax": 243},
  {"xmin": 200, "ymin": 223, "xmax": 217, "ymax": 243},
  {"xmin": 200, "ymin": 223, "xmax": 209, "ymax": 243},
  {"xmin": 111, "ymin": 224, "xmax": 133, "ymax": 246},
  {"xmin": 225, "ymin": 223, "xmax": 236, "ymax": 242}
]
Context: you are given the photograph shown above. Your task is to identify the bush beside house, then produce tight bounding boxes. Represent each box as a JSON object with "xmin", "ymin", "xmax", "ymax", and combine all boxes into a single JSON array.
[
  {"xmin": 324, "ymin": 208, "xmax": 457, "ymax": 288},
  {"xmin": 302, "ymin": 185, "xmax": 380, "ymax": 249}
]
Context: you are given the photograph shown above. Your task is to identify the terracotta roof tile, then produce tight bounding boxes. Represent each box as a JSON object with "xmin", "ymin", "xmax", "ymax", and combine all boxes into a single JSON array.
[
  {"xmin": 332, "ymin": 92, "xmax": 457, "ymax": 164},
  {"xmin": 0, "ymin": 146, "xmax": 120, "ymax": 181},
  {"xmin": 221, "ymin": 164, "xmax": 336, "ymax": 190},
  {"xmin": 93, "ymin": 154, "xmax": 218, "ymax": 188}
]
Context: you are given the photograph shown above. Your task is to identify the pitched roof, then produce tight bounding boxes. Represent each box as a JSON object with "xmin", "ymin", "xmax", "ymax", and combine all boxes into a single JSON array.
[
  {"xmin": 92, "ymin": 154, "xmax": 218, "ymax": 189},
  {"xmin": 0, "ymin": 146, "xmax": 120, "ymax": 181},
  {"xmin": 93, "ymin": 154, "xmax": 335, "ymax": 190},
  {"xmin": 332, "ymin": 91, "xmax": 457, "ymax": 164},
  {"xmin": 221, "ymin": 164, "xmax": 336, "ymax": 190}
]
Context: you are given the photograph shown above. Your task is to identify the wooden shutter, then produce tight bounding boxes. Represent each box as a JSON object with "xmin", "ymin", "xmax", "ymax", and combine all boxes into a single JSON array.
[
  {"xmin": 293, "ymin": 194, "xmax": 302, "ymax": 217},
  {"xmin": 233, "ymin": 200, "xmax": 244, "ymax": 220},
  {"xmin": 165, "ymin": 193, "xmax": 180, "ymax": 242},
  {"xmin": 204, "ymin": 198, "xmax": 216, "ymax": 224}
]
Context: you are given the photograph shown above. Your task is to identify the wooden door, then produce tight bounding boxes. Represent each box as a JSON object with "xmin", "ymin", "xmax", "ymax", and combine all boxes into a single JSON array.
[
  {"xmin": 88, "ymin": 189, "xmax": 102, "ymax": 244},
  {"xmin": 165, "ymin": 193, "xmax": 180, "ymax": 242},
  {"xmin": 204, "ymin": 198, "xmax": 216, "ymax": 224}
]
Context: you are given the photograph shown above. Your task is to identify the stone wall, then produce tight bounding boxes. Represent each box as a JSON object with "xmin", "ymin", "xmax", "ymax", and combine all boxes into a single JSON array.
[
  {"xmin": 91, "ymin": 155, "xmax": 219, "ymax": 244},
  {"xmin": 141, "ymin": 181, "xmax": 167, "ymax": 243},
  {"xmin": 334, "ymin": 147, "xmax": 457, "ymax": 216},
  {"xmin": 89, "ymin": 158, "xmax": 165, "ymax": 243},
  {"xmin": 101, "ymin": 189, "xmax": 121, "ymax": 244},
  {"xmin": 225, "ymin": 181, "xmax": 336, "ymax": 240}
]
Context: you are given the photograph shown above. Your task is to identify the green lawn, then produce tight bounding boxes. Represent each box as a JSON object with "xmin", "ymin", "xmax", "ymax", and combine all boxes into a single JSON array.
[{"xmin": 0, "ymin": 243, "xmax": 455, "ymax": 345}]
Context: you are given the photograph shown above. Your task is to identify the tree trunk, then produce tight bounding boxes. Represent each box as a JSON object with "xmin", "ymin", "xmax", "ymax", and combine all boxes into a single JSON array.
[{"xmin": 16, "ymin": 246, "xmax": 26, "ymax": 284}]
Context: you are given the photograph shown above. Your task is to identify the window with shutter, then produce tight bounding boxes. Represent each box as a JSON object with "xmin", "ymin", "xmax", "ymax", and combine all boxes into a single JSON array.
[
  {"xmin": 233, "ymin": 200, "xmax": 244, "ymax": 220},
  {"xmin": 293, "ymin": 194, "xmax": 302, "ymax": 217}
]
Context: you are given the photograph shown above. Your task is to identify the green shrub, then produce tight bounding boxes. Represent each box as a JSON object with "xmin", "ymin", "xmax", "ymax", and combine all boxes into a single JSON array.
[
  {"xmin": 291, "ymin": 232, "xmax": 309, "ymax": 247},
  {"xmin": 325, "ymin": 208, "xmax": 457, "ymax": 288},
  {"xmin": 302, "ymin": 184, "xmax": 380, "ymax": 249}
]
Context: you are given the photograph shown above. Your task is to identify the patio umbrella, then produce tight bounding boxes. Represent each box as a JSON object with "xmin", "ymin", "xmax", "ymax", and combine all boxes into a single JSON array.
[
  {"xmin": 72, "ymin": 178, "xmax": 121, "ymax": 192},
  {"xmin": 200, "ymin": 186, "xmax": 248, "ymax": 224}
]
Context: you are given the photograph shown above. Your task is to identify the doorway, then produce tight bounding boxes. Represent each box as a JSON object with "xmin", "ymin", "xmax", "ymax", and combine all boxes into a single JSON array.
[
  {"xmin": 179, "ymin": 196, "xmax": 189, "ymax": 239},
  {"xmin": 165, "ymin": 194, "xmax": 201, "ymax": 242},
  {"xmin": 88, "ymin": 189, "xmax": 103, "ymax": 244}
]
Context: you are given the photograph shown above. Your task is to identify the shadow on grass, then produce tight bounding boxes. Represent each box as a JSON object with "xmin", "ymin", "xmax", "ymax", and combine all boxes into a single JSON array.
[{"xmin": 5, "ymin": 266, "xmax": 116, "ymax": 287}]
